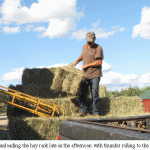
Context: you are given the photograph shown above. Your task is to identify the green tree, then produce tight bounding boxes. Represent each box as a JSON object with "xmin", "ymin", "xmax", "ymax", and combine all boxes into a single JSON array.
[
  {"xmin": 127, "ymin": 85, "xmax": 132, "ymax": 96},
  {"xmin": 106, "ymin": 90, "xmax": 112, "ymax": 97}
]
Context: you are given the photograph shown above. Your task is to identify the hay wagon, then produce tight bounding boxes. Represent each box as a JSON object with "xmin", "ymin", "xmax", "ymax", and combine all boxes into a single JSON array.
[{"xmin": 58, "ymin": 115, "xmax": 150, "ymax": 140}]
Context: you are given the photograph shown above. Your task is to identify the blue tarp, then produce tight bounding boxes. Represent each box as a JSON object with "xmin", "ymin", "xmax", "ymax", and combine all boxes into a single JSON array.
[{"xmin": 138, "ymin": 89, "xmax": 150, "ymax": 99}]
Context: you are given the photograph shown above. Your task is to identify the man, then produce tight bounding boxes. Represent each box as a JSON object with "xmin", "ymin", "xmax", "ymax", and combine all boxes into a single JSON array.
[{"xmin": 73, "ymin": 32, "xmax": 104, "ymax": 117}]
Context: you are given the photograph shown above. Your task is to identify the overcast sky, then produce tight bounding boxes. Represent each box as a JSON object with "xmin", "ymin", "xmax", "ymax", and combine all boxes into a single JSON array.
[{"xmin": 0, "ymin": 0, "xmax": 150, "ymax": 91}]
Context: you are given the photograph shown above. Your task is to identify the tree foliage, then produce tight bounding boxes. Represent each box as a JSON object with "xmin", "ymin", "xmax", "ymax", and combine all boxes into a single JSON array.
[{"xmin": 106, "ymin": 85, "xmax": 150, "ymax": 97}]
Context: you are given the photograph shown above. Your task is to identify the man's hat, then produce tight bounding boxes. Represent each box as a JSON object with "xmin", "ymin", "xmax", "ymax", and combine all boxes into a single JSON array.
[{"xmin": 86, "ymin": 32, "xmax": 96, "ymax": 42}]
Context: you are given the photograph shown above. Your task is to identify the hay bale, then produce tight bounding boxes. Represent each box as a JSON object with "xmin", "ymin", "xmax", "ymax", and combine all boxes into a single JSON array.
[
  {"xmin": 99, "ymin": 85, "xmax": 106, "ymax": 98},
  {"xmin": 8, "ymin": 116, "xmax": 67, "ymax": 140},
  {"xmin": 62, "ymin": 73, "xmax": 76, "ymax": 93},
  {"xmin": 100, "ymin": 96, "xmax": 145, "ymax": 117},
  {"xmin": 23, "ymin": 84, "xmax": 40, "ymax": 97},
  {"xmin": 43, "ymin": 96, "xmax": 80, "ymax": 116},
  {"xmin": 61, "ymin": 64, "xmax": 88, "ymax": 97},
  {"xmin": 8, "ymin": 84, "xmax": 24, "ymax": 93},
  {"xmin": 69, "ymin": 74, "xmax": 87, "ymax": 96},
  {"xmin": 22, "ymin": 68, "xmax": 57, "ymax": 85},
  {"xmin": 22, "ymin": 68, "xmax": 31, "ymax": 85},
  {"xmin": 51, "ymin": 67, "xmax": 68, "ymax": 91},
  {"xmin": 62, "ymin": 63, "xmax": 81, "ymax": 74},
  {"xmin": 23, "ymin": 83, "xmax": 68, "ymax": 98}
]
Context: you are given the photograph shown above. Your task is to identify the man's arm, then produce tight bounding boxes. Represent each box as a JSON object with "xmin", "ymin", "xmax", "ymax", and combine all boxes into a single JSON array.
[
  {"xmin": 82, "ymin": 58, "xmax": 102, "ymax": 69},
  {"xmin": 73, "ymin": 55, "xmax": 83, "ymax": 66}
]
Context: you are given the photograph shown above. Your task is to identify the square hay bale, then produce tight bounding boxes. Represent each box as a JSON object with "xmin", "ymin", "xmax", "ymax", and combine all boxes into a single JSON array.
[
  {"xmin": 100, "ymin": 96, "xmax": 145, "ymax": 117},
  {"xmin": 8, "ymin": 116, "xmax": 67, "ymax": 140},
  {"xmin": 5, "ymin": 85, "xmax": 80, "ymax": 118},
  {"xmin": 51, "ymin": 67, "xmax": 69, "ymax": 91},
  {"xmin": 8, "ymin": 84, "xmax": 24, "ymax": 93},
  {"xmin": 99, "ymin": 85, "xmax": 106, "ymax": 98},
  {"xmin": 62, "ymin": 64, "xmax": 81, "ymax": 74},
  {"xmin": 23, "ymin": 83, "xmax": 68, "ymax": 98},
  {"xmin": 44, "ymin": 96, "xmax": 80, "ymax": 116},
  {"xmin": 22, "ymin": 68, "xmax": 57, "ymax": 85},
  {"xmin": 61, "ymin": 64, "xmax": 89, "ymax": 97},
  {"xmin": 62, "ymin": 73, "xmax": 76, "ymax": 93},
  {"xmin": 69, "ymin": 74, "xmax": 88, "ymax": 96},
  {"xmin": 50, "ymin": 64, "xmax": 89, "ymax": 97},
  {"xmin": 23, "ymin": 84, "xmax": 40, "ymax": 97},
  {"xmin": 22, "ymin": 68, "xmax": 31, "ymax": 85}
]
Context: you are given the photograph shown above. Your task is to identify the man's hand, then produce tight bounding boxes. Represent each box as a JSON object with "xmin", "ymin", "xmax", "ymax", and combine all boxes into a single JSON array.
[
  {"xmin": 73, "ymin": 61, "xmax": 78, "ymax": 66},
  {"xmin": 73, "ymin": 55, "xmax": 83, "ymax": 66}
]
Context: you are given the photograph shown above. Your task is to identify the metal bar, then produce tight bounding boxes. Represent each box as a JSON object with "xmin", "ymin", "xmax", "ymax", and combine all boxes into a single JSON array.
[
  {"xmin": 0, "ymin": 98, "xmax": 51, "ymax": 117},
  {"xmin": 0, "ymin": 87, "xmax": 65, "ymax": 116},
  {"xmin": 38, "ymin": 107, "xmax": 53, "ymax": 114},
  {"xmin": 0, "ymin": 87, "xmax": 65, "ymax": 114},
  {"xmin": 35, "ymin": 99, "xmax": 40, "ymax": 111},
  {"xmin": 11, "ymin": 92, "xmax": 16, "ymax": 103},
  {"xmin": 0, "ymin": 85, "xmax": 42, "ymax": 101},
  {"xmin": 67, "ymin": 119, "xmax": 150, "ymax": 133},
  {"xmin": 52, "ymin": 106, "xmax": 56, "ymax": 117},
  {"xmin": 0, "ymin": 85, "xmax": 65, "ymax": 117},
  {"xmin": 1, "ymin": 88, "xmax": 63, "ymax": 115}
]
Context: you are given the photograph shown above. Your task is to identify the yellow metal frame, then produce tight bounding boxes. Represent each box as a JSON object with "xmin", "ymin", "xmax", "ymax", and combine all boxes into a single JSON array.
[{"xmin": 0, "ymin": 85, "xmax": 65, "ymax": 117}]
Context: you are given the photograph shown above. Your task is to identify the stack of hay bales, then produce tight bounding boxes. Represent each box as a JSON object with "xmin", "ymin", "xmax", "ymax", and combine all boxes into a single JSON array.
[
  {"xmin": 6, "ymin": 64, "xmax": 108, "ymax": 140},
  {"xmin": 6, "ymin": 64, "xmax": 90, "ymax": 118},
  {"xmin": 8, "ymin": 96, "xmax": 145, "ymax": 140},
  {"xmin": 22, "ymin": 64, "xmax": 89, "ymax": 98}
]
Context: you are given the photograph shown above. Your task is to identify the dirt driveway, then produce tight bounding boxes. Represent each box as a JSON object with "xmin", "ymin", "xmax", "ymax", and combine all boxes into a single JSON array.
[{"xmin": 0, "ymin": 113, "xmax": 11, "ymax": 140}]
